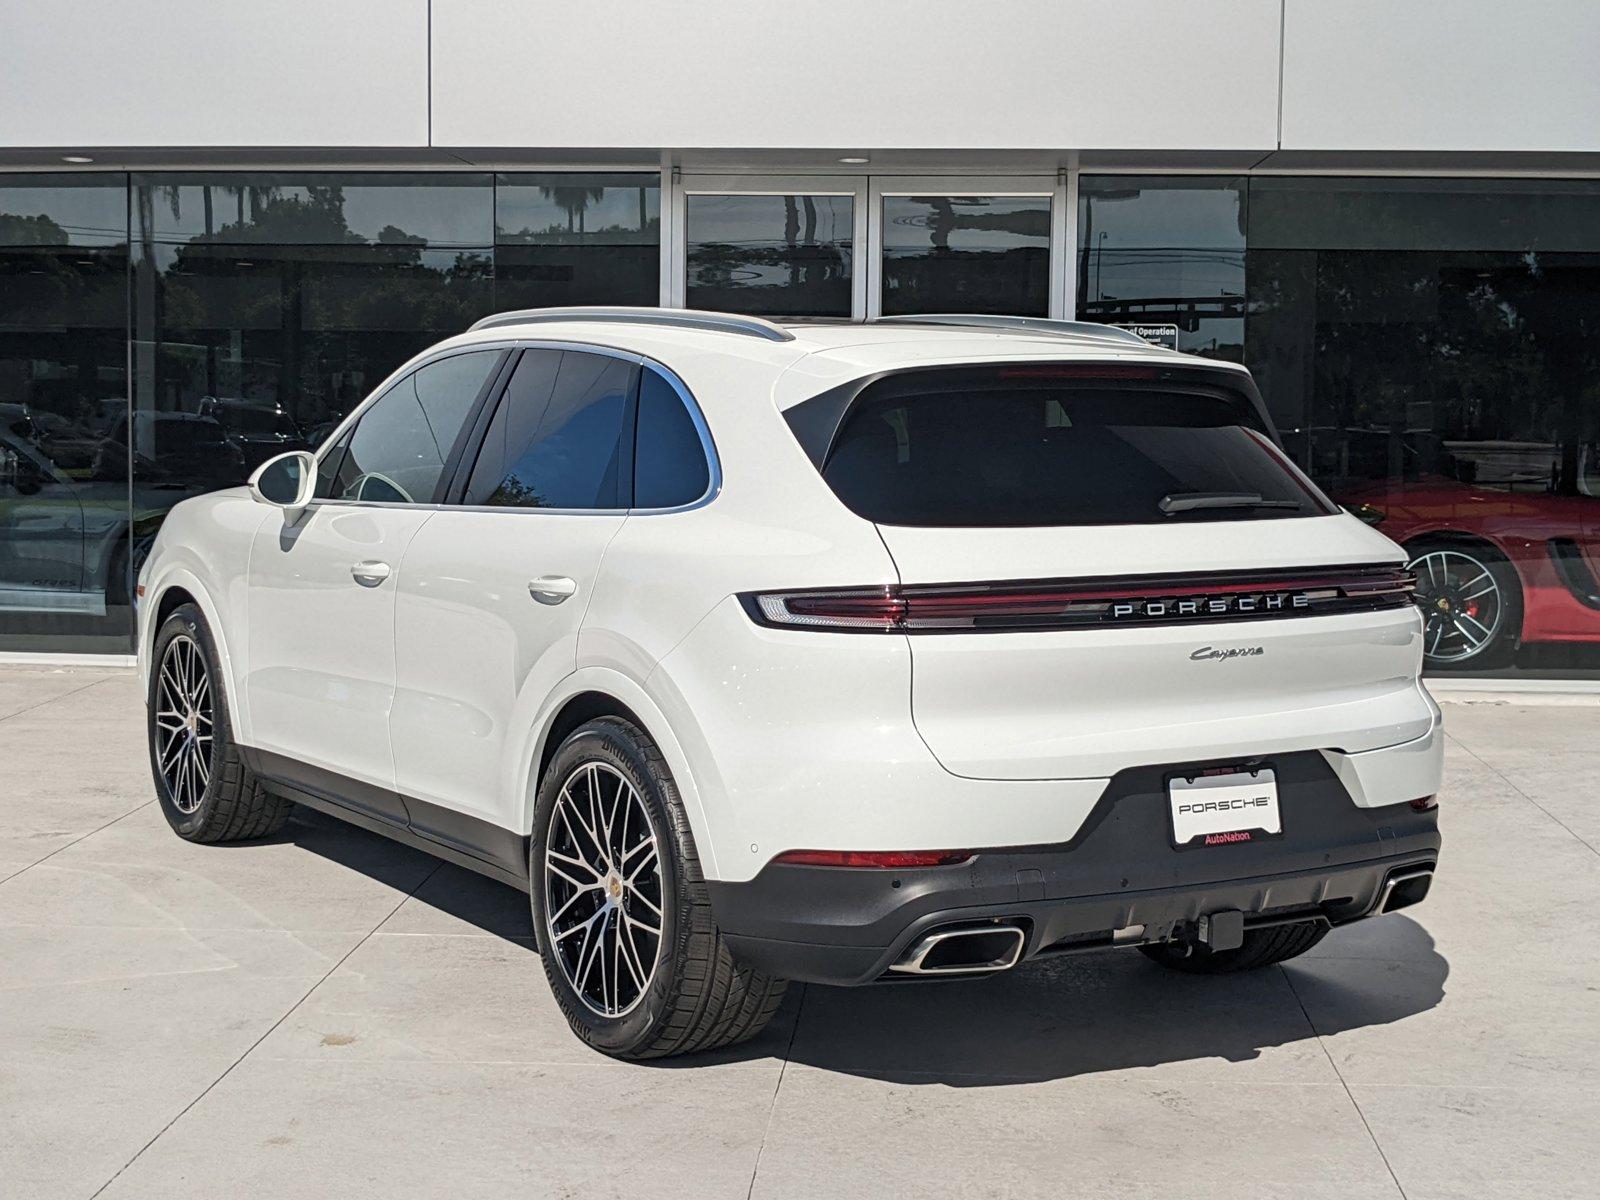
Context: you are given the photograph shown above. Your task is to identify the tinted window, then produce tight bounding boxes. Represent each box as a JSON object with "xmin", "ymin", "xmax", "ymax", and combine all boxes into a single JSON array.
[
  {"xmin": 633, "ymin": 370, "xmax": 710, "ymax": 508},
  {"xmin": 685, "ymin": 193, "xmax": 854, "ymax": 317},
  {"xmin": 465, "ymin": 350, "xmax": 631, "ymax": 509},
  {"xmin": 818, "ymin": 368, "xmax": 1327, "ymax": 527},
  {"xmin": 881, "ymin": 195, "xmax": 1050, "ymax": 317},
  {"xmin": 332, "ymin": 350, "xmax": 500, "ymax": 503},
  {"xmin": 1077, "ymin": 176, "xmax": 1247, "ymax": 360},
  {"xmin": 495, "ymin": 172, "xmax": 660, "ymax": 308}
]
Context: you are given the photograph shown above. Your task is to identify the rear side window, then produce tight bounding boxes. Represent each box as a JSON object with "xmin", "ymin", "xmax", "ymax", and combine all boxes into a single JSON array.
[
  {"xmin": 465, "ymin": 349, "xmax": 632, "ymax": 509},
  {"xmin": 818, "ymin": 367, "xmax": 1329, "ymax": 527},
  {"xmin": 633, "ymin": 368, "xmax": 711, "ymax": 508}
]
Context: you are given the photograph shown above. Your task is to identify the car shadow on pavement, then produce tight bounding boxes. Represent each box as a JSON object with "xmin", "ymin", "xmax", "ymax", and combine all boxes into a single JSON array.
[
  {"xmin": 743, "ymin": 915, "xmax": 1447, "ymax": 1085},
  {"xmin": 285, "ymin": 811, "xmax": 1447, "ymax": 1086}
]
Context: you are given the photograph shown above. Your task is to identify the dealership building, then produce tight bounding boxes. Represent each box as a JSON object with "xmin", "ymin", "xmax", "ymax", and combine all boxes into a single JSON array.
[{"xmin": 2, "ymin": 0, "xmax": 1598, "ymax": 683}]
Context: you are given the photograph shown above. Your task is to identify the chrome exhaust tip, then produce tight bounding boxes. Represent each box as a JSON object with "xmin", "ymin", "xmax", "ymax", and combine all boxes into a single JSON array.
[
  {"xmin": 1378, "ymin": 866, "xmax": 1435, "ymax": 914},
  {"xmin": 888, "ymin": 923, "xmax": 1026, "ymax": 976}
]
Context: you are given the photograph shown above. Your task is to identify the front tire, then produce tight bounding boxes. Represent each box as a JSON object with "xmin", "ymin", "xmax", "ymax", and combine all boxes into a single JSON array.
[
  {"xmin": 1139, "ymin": 920, "xmax": 1330, "ymax": 974},
  {"xmin": 529, "ymin": 717, "xmax": 786, "ymax": 1060},
  {"xmin": 147, "ymin": 604, "xmax": 293, "ymax": 842}
]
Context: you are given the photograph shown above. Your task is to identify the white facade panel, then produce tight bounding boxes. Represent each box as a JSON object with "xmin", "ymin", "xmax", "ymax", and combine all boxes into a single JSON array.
[
  {"xmin": 431, "ymin": 0, "xmax": 1282, "ymax": 152},
  {"xmin": 1282, "ymin": 0, "xmax": 1600, "ymax": 152},
  {"xmin": 0, "ymin": 1, "xmax": 429, "ymax": 148}
]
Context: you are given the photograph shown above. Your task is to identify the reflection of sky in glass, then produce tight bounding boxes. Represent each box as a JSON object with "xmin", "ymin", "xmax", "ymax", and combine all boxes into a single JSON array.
[
  {"xmin": 881, "ymin": 196, "xmax": 1050, "ymax": 254},
  {"xmin": 686, "ymin": 194, "xmax": 853, "ymax": 246},
  {"xmin": 1079, "ymin": 177, "xmax": 1246, "ymax": 252},
  {"xmin": 0, "ymin": 180, "xmax": 128, "ymax": 245}
]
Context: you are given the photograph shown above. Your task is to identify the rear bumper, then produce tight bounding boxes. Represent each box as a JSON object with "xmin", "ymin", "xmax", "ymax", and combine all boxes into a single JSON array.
[{"xmin": 707, "ymin": 751, "xmax": 1440, "ymax": 986}]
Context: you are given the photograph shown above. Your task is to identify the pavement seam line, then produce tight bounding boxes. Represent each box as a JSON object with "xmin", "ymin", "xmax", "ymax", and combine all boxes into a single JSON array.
[
  {"xmin": 86, "ymin": 860, "xmax": 445, "ymax": 1199},
  {"xmin": 0, "ymin": 674, "xmax": 119, "ymax": 725},
  {"xmin": 745, "ymin": 982, "xmax": 805, "ymax": 1200},
  {"xmin": 1279, "ymin": 964, "xmax": 1410, "ymax": 1200},
  {"xmin": 0, "ymin": 799, "xmax": 155, "ymax": 888},
  {"xmin": 1443, "ymin": 729, "xmax": 1600, "ymax": 859}
]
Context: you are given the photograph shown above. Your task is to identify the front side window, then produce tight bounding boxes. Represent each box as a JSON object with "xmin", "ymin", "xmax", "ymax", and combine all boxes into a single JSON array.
[
  {"xmin": 633, "ymin": 369, "xmax": 710, "ymax": 509},
  {"xmin": 465, "ymin": 350, "xmax": 632, "ymax": 509},
  {"xmin": 816, "ymin": 367, "xmax": 1328, "ymax": 528},
  {"xmin": 327, "ymin": 349, "xmax": 501, "ymax": 503}
]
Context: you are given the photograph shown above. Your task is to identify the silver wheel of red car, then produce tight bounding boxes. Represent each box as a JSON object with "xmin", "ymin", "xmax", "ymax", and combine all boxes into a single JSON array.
[{"xmin": 1409, "ymin": 545, "xmax": 1513, "ymax": 665}]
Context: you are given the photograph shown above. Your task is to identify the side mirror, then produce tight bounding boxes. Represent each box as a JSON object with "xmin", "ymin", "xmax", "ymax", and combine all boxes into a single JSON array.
[{"xmin": 248, "ymin": 450, "xmax": 317, "ymax": 513}]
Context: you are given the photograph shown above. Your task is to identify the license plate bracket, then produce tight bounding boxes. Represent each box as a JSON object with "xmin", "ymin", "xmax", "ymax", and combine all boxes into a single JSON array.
[{"xmin": 1168, "ymin": 766, "xmax": 1281, "ymax": 848}]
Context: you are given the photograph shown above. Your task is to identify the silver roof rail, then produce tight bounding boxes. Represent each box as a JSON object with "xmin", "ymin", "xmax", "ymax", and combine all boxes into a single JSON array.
[
  {"xmin": 467, "ymin": 306, "xmax": 796, "ymax": 343},
  {"xmin": 871, "ymin": 314, "xmax": 1157, "ymax": 347}
]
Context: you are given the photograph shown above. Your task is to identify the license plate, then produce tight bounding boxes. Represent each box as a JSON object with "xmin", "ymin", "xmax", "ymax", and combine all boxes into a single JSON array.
[{"xmin": 1168, "ymin": 767, "xmax": 1281, "ymax": 847}]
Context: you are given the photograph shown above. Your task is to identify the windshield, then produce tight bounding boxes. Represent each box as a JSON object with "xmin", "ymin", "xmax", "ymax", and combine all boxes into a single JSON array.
[{"xmin": 816, "ymin": 367, "xmax": 1332, "ymax": 528}]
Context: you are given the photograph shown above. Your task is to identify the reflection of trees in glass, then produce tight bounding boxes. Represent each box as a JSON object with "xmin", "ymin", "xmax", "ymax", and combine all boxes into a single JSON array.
[
  {"xmin": 0, "ymin": 213, "xmax": 71, "ymax": 245},
  {"xmin": 139, "ymin": 181, "xmax": 494, "ymax": 451},
  {"xmin": 538, "ymin": 184, "xmax": 607, "ymax": 234},
  {"xmin": 484, "ymin": 473, "xmax": 548, "ymax": 508}
]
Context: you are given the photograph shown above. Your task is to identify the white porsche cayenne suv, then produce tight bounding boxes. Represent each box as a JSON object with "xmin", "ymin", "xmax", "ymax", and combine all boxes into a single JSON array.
[{"xmin": 137, "ymin": 308, "xmax": 1442, "ymax": 1059}]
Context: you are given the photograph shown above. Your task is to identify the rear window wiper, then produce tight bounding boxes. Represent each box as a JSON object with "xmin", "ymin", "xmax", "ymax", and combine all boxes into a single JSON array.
[{"xmin": 1158, "ymin": 491, "xmax": 1301, "ymax": 515}]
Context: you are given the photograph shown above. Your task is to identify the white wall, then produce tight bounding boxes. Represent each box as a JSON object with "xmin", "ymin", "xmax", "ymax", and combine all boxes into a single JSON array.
[
  {"xmin": 431, "ymin": 0, "xmax": 1284, "ymax": 151},
  {"xmin": 0, "ymin": 1, "xmax": 428, "ymax": 148},
  {"xmin": 1282, "ymin": 0, "xmax": 1600, "ymax": 153},
  {"xmin": 4, "ymin": 0, "xmax": 1599, "ymax": 157}
]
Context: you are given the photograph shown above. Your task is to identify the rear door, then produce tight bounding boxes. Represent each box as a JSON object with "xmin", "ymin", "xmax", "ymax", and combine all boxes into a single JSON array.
[
  {"xmin": 813, "ymin": 363, "xmax": 1428, "ymax": 780},
  {"xmin": 389, "ymin": 348, "xmax": 634, "ymax": 854},
  {"xmin": 245, "ymin": 348, "xmax": 504, "ymax": 807}
]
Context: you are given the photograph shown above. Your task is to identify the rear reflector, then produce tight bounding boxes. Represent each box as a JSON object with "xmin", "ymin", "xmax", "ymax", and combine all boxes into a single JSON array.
[
  {"xmin": 773, "ymin": 849, "xmax": 975, "ymax": 869},
  {"xmin": 742, "ymin": 565, "xmax": 1416, "ymax": 634},
  {"xmin": 1409, "ymin": 795, "xmax": 1439, "ymax": 812}
]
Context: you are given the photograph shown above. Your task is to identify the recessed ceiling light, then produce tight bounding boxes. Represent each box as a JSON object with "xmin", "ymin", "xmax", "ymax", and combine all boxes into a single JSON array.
[
  {"xmin": 61, "ymin": 155, "xmax": 94, "ymax": 164},
  {"xmin": 838, "ymin": 156, "xmax": 870, "ymax": 164}
]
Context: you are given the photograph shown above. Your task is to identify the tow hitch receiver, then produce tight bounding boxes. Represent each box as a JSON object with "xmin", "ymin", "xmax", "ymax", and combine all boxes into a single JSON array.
[{"xmin": 1196, "ymin": 909, "xmax": 1244, "ymax": 952}]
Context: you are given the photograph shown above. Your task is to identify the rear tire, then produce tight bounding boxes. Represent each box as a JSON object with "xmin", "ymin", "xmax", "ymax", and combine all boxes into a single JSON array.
[
  {"xmin": 529, "ymin": 716, "xmax": 786, "ymax": 1060},
  {"xmin": 147, "ymin": 604, "xmax": 293, "ymax": 842},
  {"xmin": 1139, "ymin": 920, "xmax": 1330, "ymax": 974}
]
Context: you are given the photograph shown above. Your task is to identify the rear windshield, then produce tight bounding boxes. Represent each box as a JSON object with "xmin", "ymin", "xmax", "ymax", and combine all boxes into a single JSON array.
[{"xmin": 816, "ymin": 367, "xmax": 1330, "ymax": 527}]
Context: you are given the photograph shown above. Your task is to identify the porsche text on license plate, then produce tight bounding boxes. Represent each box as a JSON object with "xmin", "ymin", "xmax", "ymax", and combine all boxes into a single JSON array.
[{"xmin": 1169, "ymin": 768, "xmax": 1281, "ymax": 846}]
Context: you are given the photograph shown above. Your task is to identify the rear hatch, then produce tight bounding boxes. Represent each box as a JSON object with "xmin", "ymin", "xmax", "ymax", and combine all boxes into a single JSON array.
[{"xmin": 788, "ymin": 360, "xmax": 1429, "ymax": 780}]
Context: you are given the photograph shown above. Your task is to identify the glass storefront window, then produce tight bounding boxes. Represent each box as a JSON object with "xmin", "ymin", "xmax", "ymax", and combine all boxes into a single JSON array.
[
  {"xmin": 1077, "ymin": 176, "xmax": 1246, "ymax": 359},
  {"xmin": 129, "ymin": 175, "xmax": 498, "ymax": 627},
  {"xmin": 1082, "ymin": 175, "xmax": 1600, "ymax": 679},
  {"xmin": 685, "ymin": 193, "xmax": 854, "ymax": 317},
  {"xmin": 0, "ymin": 175, "xmax": 131, "ymax": 654},
  {"xmin": 495, "ymin": 173, "xmax": 659, "ymax": 308},
  {"xmin": 880, "ymin": 194, "xmax": 1050, "ymax": 317}
]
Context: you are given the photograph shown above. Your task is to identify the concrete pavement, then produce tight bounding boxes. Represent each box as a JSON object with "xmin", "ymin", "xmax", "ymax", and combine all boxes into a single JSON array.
[{"xmin": 1, "ymin": 665, "xmax": 1596, "ymax": 1198}]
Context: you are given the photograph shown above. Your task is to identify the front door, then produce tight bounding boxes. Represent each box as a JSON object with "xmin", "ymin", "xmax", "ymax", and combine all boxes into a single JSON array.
[
  {"xmin": 244, "ymin": 346, "xmax": 506, "ymax": 810},
  {"xmin": 391, "ymin": 347, "xmax": 634, "ymax": 849}
]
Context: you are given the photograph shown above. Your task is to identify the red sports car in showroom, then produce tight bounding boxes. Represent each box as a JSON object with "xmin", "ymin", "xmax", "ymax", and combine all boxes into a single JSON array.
[{"xmin": 1339, "ymin": 476, "xmax": 1600, "ymax": 669}]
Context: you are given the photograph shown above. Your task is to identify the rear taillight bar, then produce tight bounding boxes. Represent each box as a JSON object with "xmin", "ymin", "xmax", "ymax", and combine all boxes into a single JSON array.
[{"xmin": 742, "ymin": 565, "xmax": 1416, "ymax": 634}]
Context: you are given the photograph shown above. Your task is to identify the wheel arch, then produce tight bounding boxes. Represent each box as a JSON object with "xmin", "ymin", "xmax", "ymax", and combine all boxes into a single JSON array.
[
  {"xmin": 514, "ymin": 668, "xmax": 719, "ymax": 879},
  {"xmin": 141, "ymin": 568, "xmax": 246, "ymax": 737}
]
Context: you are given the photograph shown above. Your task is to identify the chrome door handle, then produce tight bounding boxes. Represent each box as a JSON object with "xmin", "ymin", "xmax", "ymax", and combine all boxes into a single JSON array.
[
  {"xmin": 350, "ymin": 560, "xmax": 392, "ymax": 587},
  {"xmin": 529, "ymin": 575, "xmax": 578, "ymax": 604}
]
